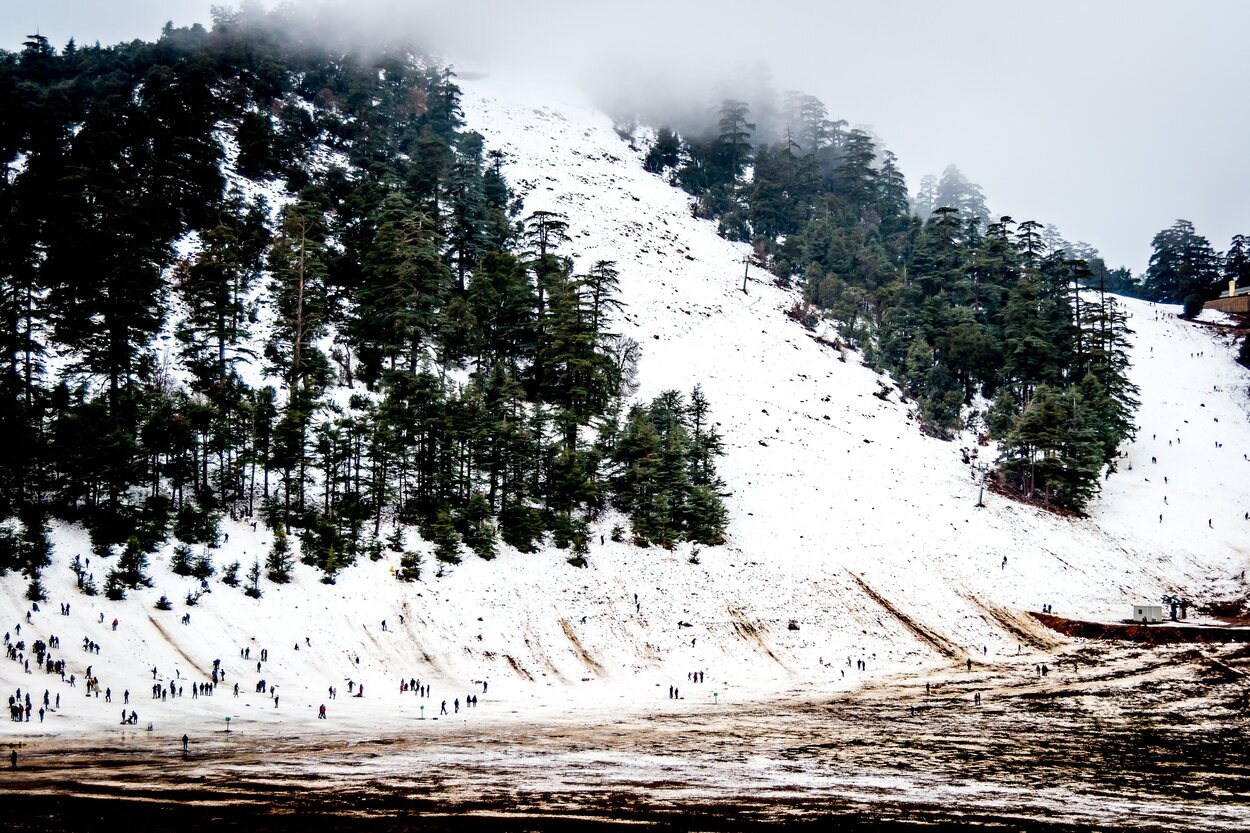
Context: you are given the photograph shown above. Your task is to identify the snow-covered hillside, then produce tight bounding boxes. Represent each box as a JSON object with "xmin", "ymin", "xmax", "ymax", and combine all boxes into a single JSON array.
[{"xmin": 3, "ymin": 73, "xmax": 1249, "ymax": 738}]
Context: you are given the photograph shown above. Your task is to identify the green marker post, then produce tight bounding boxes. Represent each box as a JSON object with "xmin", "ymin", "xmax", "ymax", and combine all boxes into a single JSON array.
[
  {"xmin": 420, "ymin": 704, "xmax": 425, "ymax": 720},
  {"xmin": 225, "ymin": 716, "xmax": 231, "ymax": 734},
  {"xmin": 713, "ymin": 692, "xmax": 718, "ymax": 704}
]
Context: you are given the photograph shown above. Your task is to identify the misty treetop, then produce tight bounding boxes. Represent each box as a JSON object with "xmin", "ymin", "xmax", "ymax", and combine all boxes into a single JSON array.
[{"xmin": 0, "ymin": 7, "xmax": 728, "ymax": 598}]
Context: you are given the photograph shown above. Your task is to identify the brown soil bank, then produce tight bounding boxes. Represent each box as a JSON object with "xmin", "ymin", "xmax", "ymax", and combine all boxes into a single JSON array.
[
  {"xmin": 1031, "ymin": 611, "xmax": 1250, "ymax": 644},
  {"xmin": 0, "ymin": 792, "xmax": 1116, "ymax": 833}
]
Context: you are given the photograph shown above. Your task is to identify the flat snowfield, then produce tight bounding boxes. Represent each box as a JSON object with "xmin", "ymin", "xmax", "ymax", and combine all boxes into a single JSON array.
[{"xmin": 2, "ymin": 74, "xmax": 1249, "ymax": 829}]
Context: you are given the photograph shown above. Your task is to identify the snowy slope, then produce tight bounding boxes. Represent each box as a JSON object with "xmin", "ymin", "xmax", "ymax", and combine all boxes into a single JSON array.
[{"xmin": 3, "ymin": 74, "xmax": 1249, "ymax": 739}]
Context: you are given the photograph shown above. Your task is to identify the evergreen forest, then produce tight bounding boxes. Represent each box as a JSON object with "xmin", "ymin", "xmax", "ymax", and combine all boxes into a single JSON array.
[
  {"xmin": 643, "ymin": 94, "xmax": 1150, "ymax": 511},
  {"xmin": 0, "ymin": 8, "xmax": 729, "ymax": 597}
]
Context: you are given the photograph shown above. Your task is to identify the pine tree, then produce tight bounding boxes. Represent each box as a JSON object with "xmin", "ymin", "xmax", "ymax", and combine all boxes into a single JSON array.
[
  {"xmin": 244, "ymin": 559, "xmax": 262, "ymax": 598},
  {"xmin": 431, "ymin": 508, "xmax": 461, "ymax": 565},
  {"xmin": 833, "ymin": 129, "xmax": 877, "ymax": 211},
  {"xmin": 716, "ymin": 99, "xmax": 755, "ymax": 189},
  {"xmin": 104, "ymin": 568, "xmax": 126, "ymax": 601},
  {"xmin": 643, "ymin": 127, "xmax": 681, "ymax": 174},
  {"xmin": 459, "ymin": 493, "xmax": 497, "ymax": 560},
  {"xmin": 934, "ymin": 165, "xmax": 989, "ymax": 226},
  {"xmin": 1142, "ymin": 220, "xmax": 1221, "ymax": 301},
  {"xmin": 266, "ymin": 530, "xmax": 293, "ymax": 582},
  {"xmin": 1224, "ymin": 234, "xmax": 1250, "ymax": 292},
  {"xmin": 266, "ymin": 197, "xmax": 330, "ymax": 529},
  {"xmin": 117, "ymin": 535, "xmax": 152, "ymax": 589},
  {"xmin": 170, "ymin": 544, "xmax": 193, "ymax": 576},
  {"xmin": 352, "ymin": 193, "xmax": 450, "ymax": 378},
  {"xmin": 398, "ymin": 549, "xmax": 423, "ymax": 581}
]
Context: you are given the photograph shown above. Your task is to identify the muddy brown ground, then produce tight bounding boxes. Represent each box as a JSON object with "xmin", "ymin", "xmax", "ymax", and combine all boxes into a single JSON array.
[{"xmin": 2, "ymin": 642, "xmax": 1248, "ymax": 831}]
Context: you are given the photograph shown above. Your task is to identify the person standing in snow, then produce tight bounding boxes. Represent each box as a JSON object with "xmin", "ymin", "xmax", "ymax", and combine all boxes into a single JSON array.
[{"xmin": 319, "ymin": 704, "xmax": 327, "ymax": 719}]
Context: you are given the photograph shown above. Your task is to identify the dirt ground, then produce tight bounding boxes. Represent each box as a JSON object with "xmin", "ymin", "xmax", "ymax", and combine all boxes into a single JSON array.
[{"xmin": 2, "ymin": 642, "xmax": 1248, "ymax": 831}]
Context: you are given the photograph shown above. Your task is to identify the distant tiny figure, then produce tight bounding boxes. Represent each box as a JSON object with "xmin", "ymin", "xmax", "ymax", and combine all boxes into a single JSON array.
[{"xmin": 182, "ymin": 734, "xmax": 189, "ymax": 752}]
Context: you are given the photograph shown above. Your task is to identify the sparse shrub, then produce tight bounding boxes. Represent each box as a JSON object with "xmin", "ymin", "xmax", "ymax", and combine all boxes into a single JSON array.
[{"xmin": 155, "ymin": 594, "xmax": 173, "ymax": 611}]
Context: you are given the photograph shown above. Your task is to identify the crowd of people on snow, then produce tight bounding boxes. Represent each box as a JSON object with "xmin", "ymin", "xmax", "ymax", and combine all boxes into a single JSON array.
[{"xmin": 4, "ymin": 595, "xmax": 509, "ymax": 737}]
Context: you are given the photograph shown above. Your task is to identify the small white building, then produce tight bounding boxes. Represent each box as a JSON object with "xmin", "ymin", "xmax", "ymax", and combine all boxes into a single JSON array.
[{"xmin": 1131, "ymin": 604, "xmax": 1163, "ymax": 624}]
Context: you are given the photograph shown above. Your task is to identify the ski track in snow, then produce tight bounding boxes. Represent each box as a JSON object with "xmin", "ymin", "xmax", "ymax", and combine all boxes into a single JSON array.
[{"xmin": 2, "ymin": 74, "xmax": 1249, "ymax": 745}]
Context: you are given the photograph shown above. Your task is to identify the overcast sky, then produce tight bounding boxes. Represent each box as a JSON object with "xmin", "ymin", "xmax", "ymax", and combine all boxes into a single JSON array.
[{"xmin": 5, "ymin": 1, "xmax": 1248, "ymax": 273}]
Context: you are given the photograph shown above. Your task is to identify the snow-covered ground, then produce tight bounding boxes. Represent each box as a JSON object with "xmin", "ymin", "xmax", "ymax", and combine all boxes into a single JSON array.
[{"xmin": 3, "ymin": 74, "xmax": 1249, "ymax": 742}]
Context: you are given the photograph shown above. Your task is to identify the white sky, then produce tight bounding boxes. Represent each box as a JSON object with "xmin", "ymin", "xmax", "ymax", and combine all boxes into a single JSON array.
[{"xmin": 4, "ymin": 1, "xmax": 1248, "ymax": 273}]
